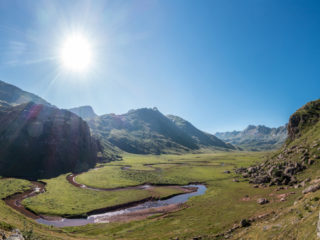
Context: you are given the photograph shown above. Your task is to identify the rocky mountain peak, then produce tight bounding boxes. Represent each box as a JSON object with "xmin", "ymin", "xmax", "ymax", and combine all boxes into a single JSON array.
[
  {"xmin": 287, "ymin": 99, "xmax": 320, "ymax": 141},
  {"xmin": 68, "ymin": 105, "xmax": 97, "ymax": 120}
]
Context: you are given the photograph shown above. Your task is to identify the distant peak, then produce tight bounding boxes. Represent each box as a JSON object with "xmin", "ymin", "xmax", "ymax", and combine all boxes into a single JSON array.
[
  {"xmin": 128, "ymin": 107, "xmax": 161, "ymax": 114},
  {"xmin": 68, "ymin": 105, "xmax": 97, "ymax": 119},
  {"xmin": 245, "ymin": 125, "xmax": 257, "ymax": 130}
]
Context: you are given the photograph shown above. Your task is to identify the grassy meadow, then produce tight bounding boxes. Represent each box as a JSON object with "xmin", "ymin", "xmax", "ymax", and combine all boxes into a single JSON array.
[{"xmin": 0, "ymin": 151, "xmax": 316, "ymax": 239}]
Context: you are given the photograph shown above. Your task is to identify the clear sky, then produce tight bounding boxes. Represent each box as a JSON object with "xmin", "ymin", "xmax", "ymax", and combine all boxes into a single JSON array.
[{"xmin": 0, "ymin": 0, "xmax": 319, "ymax": 133}]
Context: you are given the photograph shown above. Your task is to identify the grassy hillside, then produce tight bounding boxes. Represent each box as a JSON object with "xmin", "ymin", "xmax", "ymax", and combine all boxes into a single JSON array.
[
  {"xmin": 230, "ymin": 99, "xmax": 320, "ymax": 239},
  {"xmin": 240, "ymin": 99, "xmax": 320, "ymax": 187},
  {"xmin": 88, "ymin": 108, "xmax": 234, "ymax": 154},
  {"xmin": 167, "ymin": 114, "xmax": 236, "ymax": 149}
]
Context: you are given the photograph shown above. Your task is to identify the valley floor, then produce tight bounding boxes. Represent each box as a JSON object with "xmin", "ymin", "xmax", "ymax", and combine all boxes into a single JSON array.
[{"xmin": 1, "ymin": 151, "xmax": 319, "ymax": 239}]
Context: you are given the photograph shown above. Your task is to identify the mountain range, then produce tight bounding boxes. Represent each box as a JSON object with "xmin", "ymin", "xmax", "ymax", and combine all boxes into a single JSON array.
[
  {"xmin": 215, "ymin": 124, "xmax": 287, "ymax": 151},
  {"xmin": 88, "ymin": 108, "xmax": 235, "ymax": 154},
  {"xmin": 0, "ymin": 80, "xmax": 236, "ymax": 178}
]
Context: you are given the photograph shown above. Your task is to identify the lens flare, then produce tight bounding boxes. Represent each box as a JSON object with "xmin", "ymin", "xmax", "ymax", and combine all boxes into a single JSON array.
[{"xmin": 59, "ymin": 33, "xmax": 92, "ymax": 72}]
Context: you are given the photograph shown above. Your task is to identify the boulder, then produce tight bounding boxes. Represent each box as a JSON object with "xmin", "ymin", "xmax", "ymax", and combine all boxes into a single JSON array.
[
  {"xmin": 267, "ymin": 166, "xmax": 275, "ymax": 177},
  {"xmin": 257, "ymin": 198, "xmax": 269, "ymax": 205},
  {"xmin": 235, "ymin": 167, "xmax": 247, "ymax": 174},
  {"xmin": 317, "ymin": 211, "xmax": 320, "ymax": 238},
  {"xmin": 248, "ymin": 167, "xmax": 257, "ymax": 174},
  {"xmin": 240, "ymin": 219, "xmax": 251, "ymax": 227},
  {"xmin": 302, "ymin": 184, "xmax": 320, "ymax": 194},
  {"xmin": 242, "ymin": 173, "xmax": 250, "ymax": 178},
  {"xmin": 308, "ymin": 159, "xmax": 315, "ymax": 165},
  {"xmin": 7, "ymin": 229, "xmax": 24, "ymax": 240},
  {"xmin": 284, "ymin": 167, "xmax": 295, "ymax": 176},
  {"xmin": 250, "ymin": 175, "xmax": 271, "ymax": 184}
]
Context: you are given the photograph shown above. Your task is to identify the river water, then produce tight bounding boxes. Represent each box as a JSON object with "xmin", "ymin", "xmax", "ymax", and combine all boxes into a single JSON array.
[{"xmin": 36, "ymin": 184, "xmax": 207, "ymax": 227}]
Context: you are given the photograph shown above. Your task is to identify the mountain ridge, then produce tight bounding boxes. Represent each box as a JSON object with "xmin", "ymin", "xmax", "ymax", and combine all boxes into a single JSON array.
[
  {"xmin": 239, "ymin": 98, "xmax": 320, "ymax": 186},
  {"xmin": 167, "ymin": 114, "xmax": 235, "ymax": 150},
  {"xmin": 88, "ymin": 107, "xmax": 235, "ymax": 154},
  {"xmin": 0, "ymin": 80, "xmax": 51, "ymax": 106},
  {"xmin": 215, "ymin": 124, "xmax": 287, "ymax": 151},
  {"xmin": 68, "ymin": 105, "xmax": 98, "ymax": 120}
]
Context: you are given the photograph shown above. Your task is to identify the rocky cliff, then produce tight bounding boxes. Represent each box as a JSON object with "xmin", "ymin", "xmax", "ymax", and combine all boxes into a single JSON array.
[
  {"xmin": 0, "ymin": 102, "xmax": 99, "ymax": 179},
  {"xmin": 287, "ymin": 99, "xmax": 320, "ymax": 141},
  {"xmin": 238, "ymin": 99, "xmax": 320, "ymax": 186}
]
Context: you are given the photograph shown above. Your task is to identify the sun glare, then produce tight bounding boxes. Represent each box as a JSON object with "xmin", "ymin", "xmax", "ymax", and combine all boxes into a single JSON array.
[{"xmin": 60, "ymin": 33, "xmax": 92, "ymax": 72}]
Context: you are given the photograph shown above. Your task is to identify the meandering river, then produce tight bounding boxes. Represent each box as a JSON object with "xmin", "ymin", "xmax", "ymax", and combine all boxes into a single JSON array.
[
  {"xmin": 4, "ymin": 175, "xmax": 207, "ymax": 227},
  {"xmin": 36, "ymin": 184, "xmax": 207, "ymax": 227}
]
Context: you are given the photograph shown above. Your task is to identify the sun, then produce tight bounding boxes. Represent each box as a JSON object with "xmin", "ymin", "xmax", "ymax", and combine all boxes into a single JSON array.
[{"xmin": 59, "ymin": 33, "xmax": 92, "ymax": 72}]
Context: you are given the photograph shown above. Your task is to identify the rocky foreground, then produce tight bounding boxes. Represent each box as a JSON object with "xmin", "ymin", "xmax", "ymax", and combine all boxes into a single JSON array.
[
  {"xmin": 0, "ymin": 229, "xmax": 25, "ymax": 240},
  {"xmin": 237, "ymin": 99, "xmax": 320, "ymax": 188}
]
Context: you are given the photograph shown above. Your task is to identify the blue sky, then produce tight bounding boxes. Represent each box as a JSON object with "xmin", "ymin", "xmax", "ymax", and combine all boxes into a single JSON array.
[{"xmin": 0, "ymin": 0, "xmax": 319, "ymax": 133}]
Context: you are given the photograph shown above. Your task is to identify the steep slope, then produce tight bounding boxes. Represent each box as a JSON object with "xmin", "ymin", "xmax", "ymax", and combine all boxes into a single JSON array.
[
  {"xmin": 239, "ymin": 99, "xmax": 320, "ymax": 186},
  {"xmin": 0, "ymin": 80, "xmax": 51, "ymax": 106},
  {"xmin": 167, "ymin": 114, "xmax": 235, "ymax": 149},
  {"xmin": 0, "ymin": 102, "xmax": 99, "ymax": 179},
  {"xmin": 88, "ymin": 108, "xmax": 234, "ymax": 154},
  {"xmin": 230, "ymin": 100, "xmax": 320, "ymax": 239},
  {"xmin": 215, "ymin": 124, "xmax": 287, "ymax": 151},
  {"xmin": 68, "ymin": 105, "xmax": 97, "ymax": 120}
]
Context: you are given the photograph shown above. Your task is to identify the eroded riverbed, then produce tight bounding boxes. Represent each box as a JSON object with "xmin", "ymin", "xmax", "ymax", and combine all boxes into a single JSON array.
[
  {"xmin": 3, "ymin": 175, "xmax": 207, "ymax": 227},
  {"xmin": 36, "ymin": 184, "xmax": 206, "ymax": 227}
]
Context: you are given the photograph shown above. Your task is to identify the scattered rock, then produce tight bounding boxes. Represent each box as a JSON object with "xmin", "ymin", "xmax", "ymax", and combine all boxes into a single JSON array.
[
  {"xmin": 235, "ymin": 167, "xmax": 247, "ymax": 174},
  {"xmin": 7, "ymin": 229, "xmax": 24, "ymax": 240},
  {"xmin": 311, "ymin": 178, "xmax": 320, "ymax": 185},
  {"xmin": 240, "ymin": 219, "xmax": 251, "ymax": 227},
  {"xmin": 224, "ymin": 170, "xmax": 231, "ymax": 174},
  {"xmin": 233, "ymin": 178, "xmax": 239, "ymax": 182},
  {"xmin": 192, "ymin": 237, "xmax": 202, "ymax": 240},
  {"xmin": 308, "ymin": 159, "xmax": 315, "ymax": 165},
  {"xmin": 302, "ymin": 184, "xmax": 320, "ymax": 194},
  {"xmin": 284, "ymin": 167, "xmax": 295, "ymax": 176},
  {"xmin": 242, "ymin": 173, "xmax": 249, "ymax": 178},
  {"xmin": 248, "ymin": 167, "xmax": 257, "ymax": 174},
  {"xmin": 257, "ymin": 198, "xmax": 269, "ymax": 205},
  {"xmin": 250, "ymin": 175, "xmax": 271, "ymax": 184},
  {"xmin": 317, "ymin": 211, "xmax": 320, "ymax": 238},
  {"xmin": 0, "ymin": 231, "xmax": 6, "ymax": 240}
]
